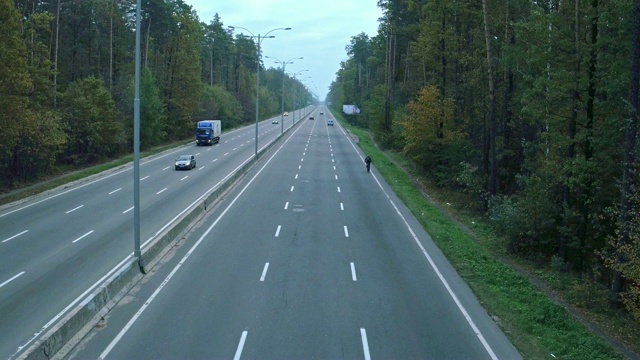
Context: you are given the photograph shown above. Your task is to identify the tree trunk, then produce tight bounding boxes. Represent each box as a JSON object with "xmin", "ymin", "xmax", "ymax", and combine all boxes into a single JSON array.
[
  {"xmin": 482, "ymin": 0, "xmax": 498, "ymax": 196},
  {"xmin": 561, "ymin": 0, "xmax": 581, "ymax": 264},
  {"xmin": 54, "ymin": 0, "xmax": 61, "ymax": 108},
  {"xmin": 613, "ymin": 0, "xmax": 640, "ymax": 308}
]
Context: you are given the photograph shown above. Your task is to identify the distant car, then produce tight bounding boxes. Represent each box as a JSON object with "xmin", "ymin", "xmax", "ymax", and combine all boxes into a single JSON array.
[
  {"xmin": 327, "ymin": 119, "xmax": 334, "ymax": 126},
  {"xmin": 309, "ymin": 116, "xmax": 314, "ymax": 120},
  {"xmin": 320, "ymin": 111, "xmax": 324, "ymax": 115},
  {"xmin": 272, "ymin": 119, "xmax": 279, "ymax": 124},
  {"xmin": 175, "ymin": 155, "xmax": 196, "ymax": 170},
  {"xmin": 283, "ymin": 112, "xmax": 289, "ymax": 116}
]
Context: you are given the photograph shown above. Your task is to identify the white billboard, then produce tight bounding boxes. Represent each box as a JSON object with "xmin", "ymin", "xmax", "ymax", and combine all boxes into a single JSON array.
[{"xmin": 342, "ymin": 105, "xmax": 361, "ymax": 115}]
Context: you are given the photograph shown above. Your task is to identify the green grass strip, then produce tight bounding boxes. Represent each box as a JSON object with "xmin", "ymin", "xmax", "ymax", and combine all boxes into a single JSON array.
[{"xmin": 332, "ymin": 111, "xmax": 621, "ymax": 360}]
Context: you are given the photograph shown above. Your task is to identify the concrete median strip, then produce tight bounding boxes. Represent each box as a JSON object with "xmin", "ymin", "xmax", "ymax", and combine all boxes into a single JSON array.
[{"xmin": 17, "ymin": 116, "xmax": 309, "ymax": 360}]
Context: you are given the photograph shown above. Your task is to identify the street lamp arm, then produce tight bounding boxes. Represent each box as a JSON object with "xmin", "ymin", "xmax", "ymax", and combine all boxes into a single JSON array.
[
  {"xmin": 228, "ymin": 25, "xmax": 255, "ymax": 39},
  {"xmin": 264, "ymin": 27, "xmax": 291, "ymax": 39}
]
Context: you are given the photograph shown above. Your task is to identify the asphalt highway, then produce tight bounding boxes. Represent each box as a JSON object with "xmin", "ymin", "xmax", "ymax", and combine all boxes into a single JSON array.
[
  {"xmin": 0, "ymin": 107, "xmax": 312, "ymax": 360},
  {"xmin": 65, "ymin": 107, "xmax": 521, "ymax": 359}
]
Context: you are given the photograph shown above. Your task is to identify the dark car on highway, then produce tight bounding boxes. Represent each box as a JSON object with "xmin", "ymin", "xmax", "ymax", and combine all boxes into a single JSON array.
[{"xmin": 175, "ymin": 155, "xmax": 196, "ymax": 170}]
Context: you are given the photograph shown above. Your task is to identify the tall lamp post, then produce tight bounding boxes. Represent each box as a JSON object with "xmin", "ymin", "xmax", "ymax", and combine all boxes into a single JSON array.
[
  {"xmin": 266, "ymin": 56, "xmax": 303, "ymax": 134},
  {"xmin": 132, "ymin": 0, "xmax": 144, "ymax": 273},
  {"xmin": 228, "ymin": 26, "xmax": 291, "ymax": 160},
  {"xmin": 289, "ymin": 69, "xmax": 308, "ymax": 124}
]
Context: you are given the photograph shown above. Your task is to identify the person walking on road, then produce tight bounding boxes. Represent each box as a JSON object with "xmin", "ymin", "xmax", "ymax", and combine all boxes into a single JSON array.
[{"xmin": 364, "ymin": 155, "xmax": 372, "ymax": 173}]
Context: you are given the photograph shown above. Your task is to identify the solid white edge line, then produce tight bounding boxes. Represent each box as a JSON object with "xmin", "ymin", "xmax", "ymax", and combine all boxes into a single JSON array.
[
  {"xmin": 360, "ymin": 328, "xmax": 371, "ymax": 360},
  {"xmin": 0, "ymin": 122, "xmax": 254, "ymax": 219},
  {"xmin": 351, "ymin": 262, "xmax": 357, "ymax": 281},
  {"xmin": 2, "ymin": 230, "xmax": 29, "ymax": 243},
  {"xmin": 72, "ymin": 230, "xmax": 94, "ymax": 243},
  {"xmin": 260, "ymin": 263, "xmax": 269, "ymax": 281},
  {"xmin": 98, "ymin": 115, "xmax": 306, "ymax": 359},
  {"xmin": 0, "ymin": 271, "xmax": 26, "ymax": 288},
  {"xmin": 275, "ymin": 225, "xmax": 281, "ymax": 237},
  {"xmin": 10, "ymin": 124, "xmax": 269, "ymax": 358},
  {"xmin": 233, "ymin": 331, "xmax": 248, "ymax": 360},
  {"xmin": 344, "ymin": 226, "xmax": 349, "ymax": 238},
  {"xmin": 339, "ymin": 123, "xmax": 499, "ymax": 360}
]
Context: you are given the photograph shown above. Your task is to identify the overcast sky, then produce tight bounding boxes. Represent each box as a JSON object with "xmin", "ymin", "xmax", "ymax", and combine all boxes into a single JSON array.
[{"xmin": 183, "ymin": 0, "xmax": 383, "ymax": 100}]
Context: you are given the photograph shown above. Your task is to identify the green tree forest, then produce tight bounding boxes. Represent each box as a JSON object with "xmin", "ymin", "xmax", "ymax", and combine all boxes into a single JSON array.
[
  {"xmin": 327, "ymin": 0, "xmax": 640, "ymax": 320},
  {"xmin": 0, "ymin": 0, "xmax": 312, "ymax": 187}
]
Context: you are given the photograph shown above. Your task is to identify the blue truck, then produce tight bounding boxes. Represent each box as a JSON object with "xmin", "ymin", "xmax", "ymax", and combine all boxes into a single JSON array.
[{"xmin": 196, "ymin": 120, "xmax": 221, "ymax": 146}]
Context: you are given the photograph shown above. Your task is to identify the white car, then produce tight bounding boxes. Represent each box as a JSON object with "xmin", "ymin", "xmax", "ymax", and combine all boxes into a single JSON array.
[{"xmin": 327, "ymin": 119, "xmax": 334, "ymax": 126}]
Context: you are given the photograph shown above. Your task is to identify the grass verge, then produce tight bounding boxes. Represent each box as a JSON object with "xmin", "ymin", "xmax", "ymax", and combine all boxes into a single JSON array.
[{"xmin": 333, "ymin": 111, "xmax": 623, "ymax": 360}]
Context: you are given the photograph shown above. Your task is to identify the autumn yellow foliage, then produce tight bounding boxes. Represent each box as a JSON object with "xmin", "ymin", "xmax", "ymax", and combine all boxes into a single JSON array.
[{"xmin": 400, "ymin": 86, "xmax": 460, "ymax": 169}]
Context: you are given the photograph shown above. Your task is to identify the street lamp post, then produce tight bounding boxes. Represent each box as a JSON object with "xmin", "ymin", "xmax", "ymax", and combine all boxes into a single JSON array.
[
  {"xmin": 289, "ymin": 69, "xmax": 308, "ymax": 124},
  {"xmin": 228, "ymin": 26, "xmax": 291, "ymax": 160},
  {"xmin": 266, "ymin": 56, "xmax": 303, "ymax": 134}
]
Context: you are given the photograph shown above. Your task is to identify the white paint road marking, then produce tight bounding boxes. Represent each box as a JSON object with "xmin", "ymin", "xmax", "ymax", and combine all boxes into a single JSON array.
[
  {"xmin": 260, "ymin": 263, "xmax": 270, "ymax": 281},
  {"xmin": 224, "ymin": 152, "xmax": 229, "ymax": 156},
  {"xmin": 65, "ymin": 205, "xmax": 84, "ymax": 214},
  {"xmin": 298, "ymin": 165, "xmax": 301, "ymax": 169},
  {"xmin": 0, "ymin": 272, "xmax": 25, "ymax": 288},
  {"xmin": 351, "ymin": 262, "xmax": 357, "ymax": 281},
  {"xmin": 199, "ymin": 166, "xmax": 205, "ymax": 171},
  {"xmin": 156, "ymin": 188, "xmax": 167, "ymax": 195},
  {"xmin": 123, "ymin": 206, "xmax": 134, "ymax": 214},
  {"xmin": 140, "ymin": 176, "xmax": 149, "ymax": 181},
  {"xmin": 109, "ymin": 188, "xmax": 122, "ymax": 195},
  {"xmin": 234, "ymin": 331, "xmax": 248, "ymax": 360},
  {"xmin": 337, "ymin": 187, "xmax": 341, "ymax": 193},
  {"xmin": 284, "ymin": 202, "xmax": 289, "ymax": 210},
  {"xmin": 275, "ymin": 225, "xmax": 281, "ymax": 237},
  {"xmin": 335, "ymin": 175, "xmax": 338, "ymax": 180},
  {"xmin": 162, "ymin": 166, "xmax": 170, "ymax": 170},
  {"xmin": 295, "ymin": 174, "xmax": 298, "ymax": 179},
  {"xmin": 72, "ymin": 230, "xmax": 94, "ymax": 243},
  {"xmin": 290, "ymin": 186, "xmax": 295, "ymax": 192},
  {"xmin": 180, "ymin": 176, "xmax": 189, "ymax": 181},
  {"xmin": 2, "ymin": 230, "xmax": 28, "ymax": 243},
  {"xmin": 339, "ymin": 123, "xmax": 499, "ymax": 360},
  {"xmin": 340, "ymin": 203, "xmax": 344, "ymax": 211},
  {"xmin": 212, "ymin": 158, "xmax": 218, "ymax": 163},
  {"xmin": 98, "ymin": 113, "xmax": 308, "ymax": 359},
  {"xmin": 360, "ymin": 328, "xmax": 371, "ymax": 360},
  {"xmin": 344, "ymin": 226, "xmax": 349, "ymax": 238}
]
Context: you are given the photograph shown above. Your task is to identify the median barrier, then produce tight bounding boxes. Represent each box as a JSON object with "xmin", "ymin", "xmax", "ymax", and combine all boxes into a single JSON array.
[{"xmin": 19, "ymin": 117, "xmax": 304, "ymax": 360}]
